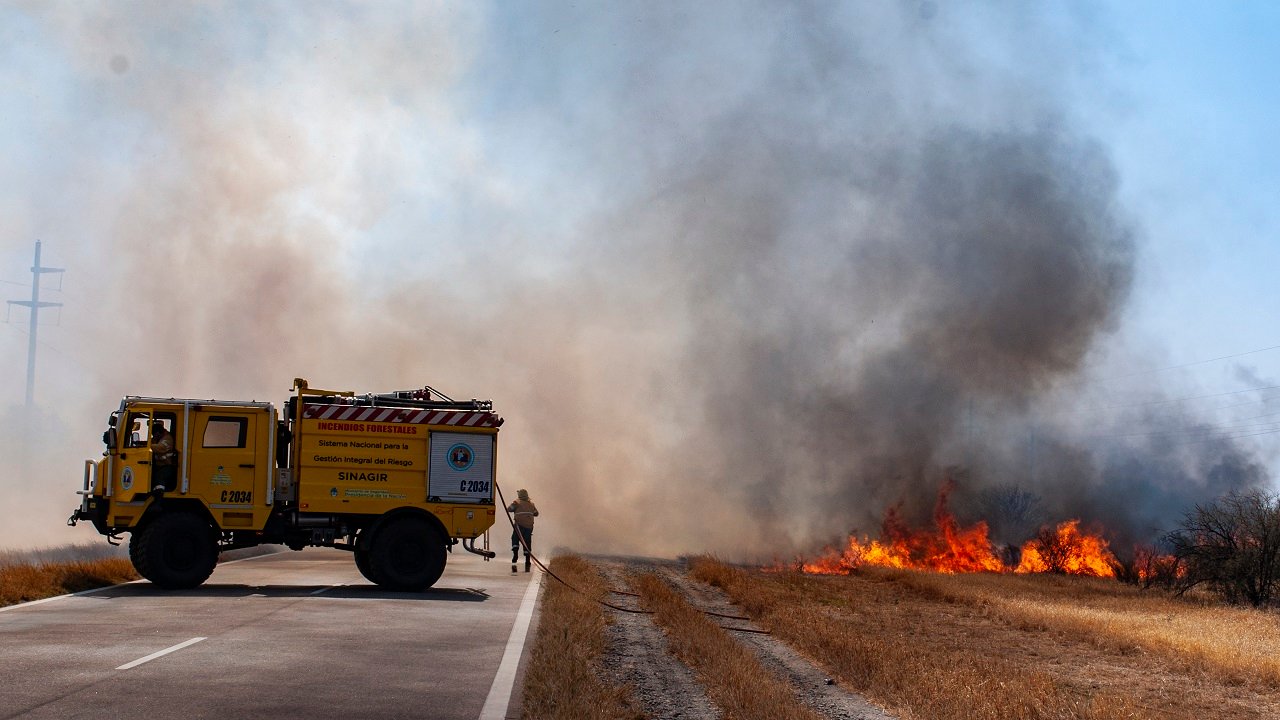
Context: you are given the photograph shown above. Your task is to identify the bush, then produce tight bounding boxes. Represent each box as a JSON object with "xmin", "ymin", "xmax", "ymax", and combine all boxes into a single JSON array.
[
  {"xmin": 1118, "ymin": 545, "xmax": 1180, "ymax": 590},
  {"xmin": 1165, "ymin": 489, "xmax": 1280, "ymax": 607}
]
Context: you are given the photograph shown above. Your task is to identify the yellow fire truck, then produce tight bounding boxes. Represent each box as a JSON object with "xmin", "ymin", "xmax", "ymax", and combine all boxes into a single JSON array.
[{"xmin": 69, "ymin": 378, "xmax": 501, "ymax": 590}]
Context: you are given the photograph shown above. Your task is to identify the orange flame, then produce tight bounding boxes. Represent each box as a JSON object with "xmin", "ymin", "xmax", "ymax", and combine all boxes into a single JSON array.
[
  {"xmin": 796, "ymin": 484, "xmax": 1123, "ymax": 578},
  {"xmin": 1014, "ymin": 520, "xmax": 1119, "ymax": 577},
  {"xmin": 1132, "ymin": 545, "xmax": 1181, "ymax": 584},
  {"xmin": 801, "ymin": 481, "xmax": 1004, "ymax": 575}
]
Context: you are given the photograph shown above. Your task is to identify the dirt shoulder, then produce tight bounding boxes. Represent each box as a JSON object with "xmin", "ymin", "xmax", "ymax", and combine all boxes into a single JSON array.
[
  {"xmin": 690, "ymin": 560, "xmax": 1280, "ymax": 720},
  {"xmin": 591, "ymin": 555, "xmax": 894, "ymax": 720},
  {"xmin": 522, "ymin": 554, "xmax": 1279, "ymax": 719}
]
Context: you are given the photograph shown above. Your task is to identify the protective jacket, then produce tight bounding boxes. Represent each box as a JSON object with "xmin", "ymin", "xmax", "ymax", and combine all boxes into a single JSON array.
[
  {"xmin": 507, "ymin": 499, "xmax": 538, "ymax": 529},
  {"xmin": 153, "ymin": 431, "xmax": 177, "ymax": 467}
]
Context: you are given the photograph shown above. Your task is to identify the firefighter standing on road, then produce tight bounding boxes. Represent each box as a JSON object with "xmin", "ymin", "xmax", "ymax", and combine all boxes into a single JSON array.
[{"xmin": 508, "ymin": 488, "xmax": 538, "ymax": 573}]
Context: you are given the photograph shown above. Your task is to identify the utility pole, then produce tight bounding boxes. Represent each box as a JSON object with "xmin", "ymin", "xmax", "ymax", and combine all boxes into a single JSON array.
[{"xmin": 8, "ymin": 240, "xmax": 64, "ymax": 410}]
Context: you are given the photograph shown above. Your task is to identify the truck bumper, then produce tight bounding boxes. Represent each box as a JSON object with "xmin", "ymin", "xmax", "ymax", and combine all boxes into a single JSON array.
[{"xmin": 68, "ymin": 497, "xmax": 109, "ymax": 535}]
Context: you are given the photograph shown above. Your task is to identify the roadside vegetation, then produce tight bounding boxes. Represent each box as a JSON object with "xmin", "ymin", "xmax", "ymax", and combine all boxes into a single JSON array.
[
  {"xmin": 520, "ymin": 555, "xmax": 642, "ymax": 720},
  {"xmin": 880, "ymin": 566, "xmax": 1280, "ymax": 688},
  {"xmin": 690, "ymin": 557, "xmax": 1280, "ymax": 720},
  {"xmin": 0, "ymin": 543, "xmax": 287, "ymax": 607},
  {"xmin": 633, "ymin": 571, "xmax": 822, "ymax": 720},
  {"xmin": 1166, "ymin": 488, "xmax": 1280, "ymax": 607},
  {"xmin": 0, "ymin": 544, "xmax": 137, "ymax": 607}
]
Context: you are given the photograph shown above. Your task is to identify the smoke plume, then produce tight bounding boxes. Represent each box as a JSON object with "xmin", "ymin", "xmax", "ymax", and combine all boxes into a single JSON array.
[{"xmin": 0, "ymin": 2, "xmax": 1269, "ymax": 557}]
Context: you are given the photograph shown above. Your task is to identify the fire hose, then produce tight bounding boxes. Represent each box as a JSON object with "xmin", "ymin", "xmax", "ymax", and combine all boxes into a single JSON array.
[{"xmin": 493, "ymin": 482, "xmax": 767, "ymax": 632}]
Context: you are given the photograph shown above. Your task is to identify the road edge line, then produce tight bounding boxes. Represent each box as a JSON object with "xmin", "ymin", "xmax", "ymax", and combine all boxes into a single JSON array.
[
  {"xmin": 0, "ymin": 548, "xmax": 284, "ymax": 614},
  {"xmin": 478, "ymin": 568, "xmax": 544, "ymax": 720}
]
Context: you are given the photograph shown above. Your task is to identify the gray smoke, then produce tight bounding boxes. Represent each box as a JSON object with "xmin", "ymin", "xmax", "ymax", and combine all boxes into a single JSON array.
[{"xmin": 0, "ymin": 2, "xmax": 1268, "ymax": 558}]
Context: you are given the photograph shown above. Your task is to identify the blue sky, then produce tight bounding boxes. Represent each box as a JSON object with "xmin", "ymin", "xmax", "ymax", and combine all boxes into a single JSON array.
[{"xmin": 1096, "ymin": 3, "xmax": 1280, "ymax": 375}]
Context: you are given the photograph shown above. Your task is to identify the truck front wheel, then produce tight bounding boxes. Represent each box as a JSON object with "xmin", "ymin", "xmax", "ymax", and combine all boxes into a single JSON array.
[
  {"xmin": 129, "ymin": 512, "xmax": 218, "ymax": 589},
  {"xmin": 367, "ymin": 517, "xmax": 447, "ymax": 591}
]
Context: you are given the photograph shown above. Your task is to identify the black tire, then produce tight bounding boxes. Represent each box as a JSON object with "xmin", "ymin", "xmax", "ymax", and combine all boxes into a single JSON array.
[
  {"xmin": 367, "ymin": 517, "xmax": 447, "ymax": 591},
  {"xmin": 129, "ymin": 512, "xmax": 218, "ymax": 589},
  {"xmin": 354, "ymin": 529, "xmax": 376, "ymax": 584},
  {"xmin": 354, "ymin": 547, "xmax": 375, "ymax": 583}
]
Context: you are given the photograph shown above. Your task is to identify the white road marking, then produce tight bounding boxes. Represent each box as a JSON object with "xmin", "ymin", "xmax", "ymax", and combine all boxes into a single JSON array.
[
  {"xmin": 309, "ymin": 583, "xmax": 344, "ymax": 596},
  {"xmin": 116, "ymin": 637, "xmax": 206, "ymax": 670},
  {"xmin": 0, "ymin": 591, "xmax": 90, "ymax": 614},
  {"xmin": 478, "ymin": 569, "xmax": 544, "ymax": 720}
]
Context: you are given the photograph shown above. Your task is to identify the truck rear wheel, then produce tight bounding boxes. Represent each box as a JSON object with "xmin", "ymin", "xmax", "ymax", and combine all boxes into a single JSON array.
[
  {"xmin": 367, "ymin": 517, "xmax": 447, "ymax": 591},
  {"xmin": 354, "ymin": 544, "xmax": 376, "ymax": 584},
  {"xmin": 129, "ymin": 512, "xmax": 218, "ymax": 590}
]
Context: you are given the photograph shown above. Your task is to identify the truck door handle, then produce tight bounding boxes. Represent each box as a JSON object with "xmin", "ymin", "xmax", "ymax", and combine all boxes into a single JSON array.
[
  {"xmin": 138, "ymin": 460, "xmax": 150, "ymax": 465},
  {"xmin": 239, "ymin": 464, "xmax": 255, "ymax": 468}
]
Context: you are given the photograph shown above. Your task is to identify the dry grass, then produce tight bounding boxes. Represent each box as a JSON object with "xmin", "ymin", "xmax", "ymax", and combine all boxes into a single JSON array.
[
  {"xmin": 520, "ymin": 555, "xmax": 643, "ymax": 720},
  {"xmin": 690, "ymin": 558, "xmax": 1280, "ymax": 720},
  {"xmin": 881, "ymin": 568, "xmax": 1280, "ymax": 689},
  {"xmin": 633, "ymin": 571, "xmax": 822, "ymax": 720},
  {"xmin": 0, "ymin": 556, "xmax": 137, "ymax": 607},
  {"xmin": 0, "ymin": 543, "xmax": 284, "ymax": 608},
  {"xmin": 0, "ymin": 543, "xmax": 125, "ymax": 566}
]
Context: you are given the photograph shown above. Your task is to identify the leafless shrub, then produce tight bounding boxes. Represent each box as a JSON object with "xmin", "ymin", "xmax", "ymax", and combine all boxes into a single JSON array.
[
  {"xmin": 1117, "ymin": 545, "xmax": 1181, "ymax": 590},
  {"xmin": 1026, "ymin": 525, "xmax": 1074, "ymax": 574},
  {"xmin": 1165, "ymin": 489, "xmax": 1280, "ymax": 607},
  {"xmin": 976, "ymin": 483, "xmax": 1046, "ymax": 546}
]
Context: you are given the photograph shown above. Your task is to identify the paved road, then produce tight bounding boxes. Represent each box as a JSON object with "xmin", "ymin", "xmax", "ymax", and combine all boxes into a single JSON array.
[{"xmin": 0, "ymin": 548, "xmax": 542, "ymax": 720}]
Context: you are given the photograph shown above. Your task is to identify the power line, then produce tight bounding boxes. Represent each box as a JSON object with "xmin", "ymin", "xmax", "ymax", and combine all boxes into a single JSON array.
[
  {"xmin": 1108, "ymin": 342, "xmax": 1280, "ymax": 379},
  {"xmin": 1046, "ymin": 382, "xmax": 1280, "ymax": 419},
  {"xmin": 1089, "ymin": 419, "xmax": 1280, "ymax": 441},
  {"xmin": 1164, "ymin": 427, "xmax": 1280, "ymax": 447},
  {"xmin": 1144, "ymin": 344, "xmax": 1280, "ymax": 375}
]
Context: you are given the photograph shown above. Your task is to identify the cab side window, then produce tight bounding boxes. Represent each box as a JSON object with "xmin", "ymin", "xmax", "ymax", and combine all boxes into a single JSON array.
[
  {"xmin": 126, "ymin": 414, "xmax": 150, "ymax": 448},
  {"xmin": 204, "ymin": 417, "xmax": 248, "ymax": 448}
]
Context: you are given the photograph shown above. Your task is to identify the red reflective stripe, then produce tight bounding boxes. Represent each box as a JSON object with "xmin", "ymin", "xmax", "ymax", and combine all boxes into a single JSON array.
[{"xmin": 302, "ymin": 405, "xmax": 497, "ymax": 427}]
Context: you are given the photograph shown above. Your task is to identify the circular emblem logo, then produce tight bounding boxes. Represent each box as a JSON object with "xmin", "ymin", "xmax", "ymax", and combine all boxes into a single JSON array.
[
  {"xmin": 446, "ymin": 443, "xmax": 474, "ymax": 471},
  {"xmin": 121, "ymin": 467, "xmax": 134, "ymax": 491}
]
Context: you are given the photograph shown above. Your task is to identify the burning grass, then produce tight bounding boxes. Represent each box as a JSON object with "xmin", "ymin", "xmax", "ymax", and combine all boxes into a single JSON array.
[
  {"xmin": 520, "ymin": 555, "xmax": 643, "ymax": 720},
  {"xmin": 0, "ymin": 547, "xmax": 137, "ymax": 607},
  {"xmin": 633, "ymin": 571, "xmax": 823, "ymax": 720},
  {"xmin": 692, "ymin": 558, "xmax": 1280, "ymax": 720},
  {"xmin": 799, "ymin": 483, "xmax": 1125, "ymax": 578}
]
